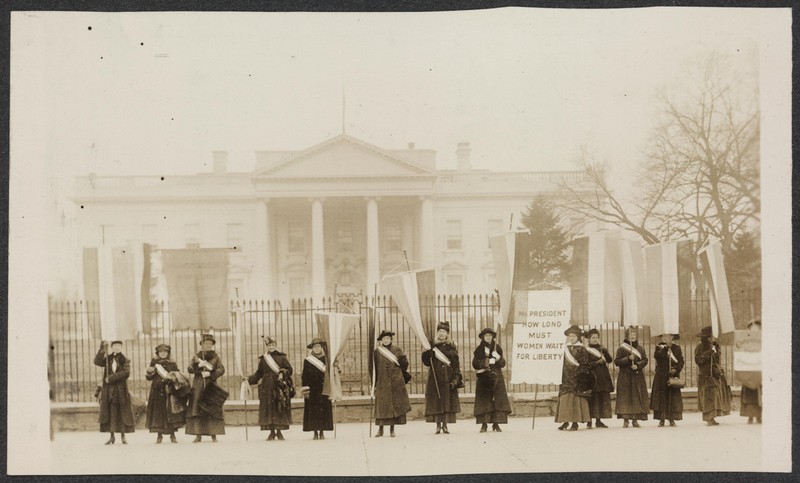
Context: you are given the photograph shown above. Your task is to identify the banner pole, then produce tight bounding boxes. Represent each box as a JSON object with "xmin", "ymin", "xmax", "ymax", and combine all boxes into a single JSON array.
[{"xmin": 531, "ymin": 384, "xmax": 538, "ymax": 430}]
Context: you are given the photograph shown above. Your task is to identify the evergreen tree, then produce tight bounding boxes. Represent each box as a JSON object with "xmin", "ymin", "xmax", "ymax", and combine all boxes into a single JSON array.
[{"xmin": 520, "ymin": 196, "xmax": 571, "ymax": 286}]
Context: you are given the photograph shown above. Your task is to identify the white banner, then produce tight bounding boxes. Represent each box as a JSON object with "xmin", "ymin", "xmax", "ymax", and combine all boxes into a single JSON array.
[{"xmin": 510, "ymin": 289, "xmax": 571, "ymax": 385}]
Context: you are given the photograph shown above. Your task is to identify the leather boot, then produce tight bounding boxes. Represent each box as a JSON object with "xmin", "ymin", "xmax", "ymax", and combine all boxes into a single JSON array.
[
  {"xmin": 480, "ymin": 423, "xmax": 488, "ymax": 433},
  {"xmin": 558, "ymin": 422, "xmax": 569, "ymax": 431},
  {"xmin": 193, "ymin": 435, "xmax": 202, "ymax": 443},
  {"xmin": 120, "ymin": 433, "xmax": 127, "ymax": 444},
  {"xmin": 105, "ymin": 433, "xmax": 115, "ymax": 445},
  {"xmin": 156, "ymin": 433, "xmax": 163, "ymax": 443},
  {"xmin": 170, "ymin": 433, "xmax": 178, "ymax": 443},
  {"xmin": 276, "ymin": 430, "xmax": 284, "ymax": 441},
  {"xmin": 492, "ymin": 423, "xmax": 502, "ymax": 432},
  {"xmin": 375, "ymin": 426, "xmax": 384, "ymax": 438},
  {"xmin": 441, "ymin": 424, "xmax": 449, "ymax": 434},
  {"xmin": 435, "ymin": 423, "xmax": 441, "ymax": 435}
]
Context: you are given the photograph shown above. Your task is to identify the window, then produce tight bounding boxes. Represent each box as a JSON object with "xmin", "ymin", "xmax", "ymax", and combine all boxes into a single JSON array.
[
  {"xmin": 227, "ymin": 223, "xmax": 243, "ymax": 252},
  {"xmin": 100, "ymin": 224, "xmax": 115, "ymax": 245},
  {"xmin": 384, "ymin": 220, "xmax": 402, "ymax": 252},
  {"xmin": 142, "ymin": 224, "xmax": 158, "ymax": 246},
  {"xmin": 185, "ymin": 223, "xmax": 201, "ymax": 248},
  {"xmin": 288, "ymin": 222, "xmax": 306, "ymax": 253},
  {"xmin": 446, "ymin": 220, "xmax": 462, "ymax": 250},
  {"xmin": 487, "ymin": 219, "xmax": 503, "ymax": 248},
  {"xmin": 337, "ymin": 221, "xmax": 354, "ymax": 252},
  {"xmin": 446, "ymin": 274, "xmax": 463, "ymax": 294}
]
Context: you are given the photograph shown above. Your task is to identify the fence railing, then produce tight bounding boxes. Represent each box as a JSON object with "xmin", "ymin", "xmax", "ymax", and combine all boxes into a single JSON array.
[{"xmin": 48, "ymin": 289, "xmax": 760, "ymax": 404}]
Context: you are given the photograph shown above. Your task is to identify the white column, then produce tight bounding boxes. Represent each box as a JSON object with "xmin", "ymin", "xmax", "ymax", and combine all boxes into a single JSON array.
[
  {"xmin": 311, "ymin": 198, "xmax": 326, "ymax": 302},
  {"xmin": 366, "ymin": 197, "xmax": 380, "ymax": 292},
  {"xmin": 254, "ymin": 199, "xmax": 274, "ymax": 300},
  {"xmin": 419, "ymin": 196, "xmax": 435, "ymax": 266}
]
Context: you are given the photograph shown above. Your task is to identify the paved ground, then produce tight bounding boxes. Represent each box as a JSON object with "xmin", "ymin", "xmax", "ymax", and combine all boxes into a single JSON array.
[{"xmin": 43, "ymin": 413, "xmax": 762, "ymax": 475}]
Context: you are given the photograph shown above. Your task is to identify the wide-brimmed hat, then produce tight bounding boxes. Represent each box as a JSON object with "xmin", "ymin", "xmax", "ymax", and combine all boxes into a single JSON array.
[
  {"xmin": 478, "ymin": 327, "xmax": 497, "ymax": 340},
  {"xmin": 154, "ymin": 344, "xmax": 171, "ymax": 354},
  {"xmin": 307, "ymin": 337, "xmax": 326, "ymax": 349},
  {"xmin": 376, "ymin": 330, "xmax": 395, "ymax": 341},
  {"xmin": 436, "ymin": 321, "xmax": 451, "ymax": 333},
  {"xmin": 110, "ymin": 340, "xmax": 123, "ymax": 346},
  {"xmin": 263, "ymin": 336, "xmax": 277, "ymax": 346},
  {"xmin": 748, "ymin": 319, "xmax": 761, "ymax": 329},
  {"xmin": 564, "ymin": 325, "xmax": 583, "ymax": 337},
  {"xmin": 584, "ymin": 328, "xmax": 600, "ymax": 339},
  {"xmin": 697, "ymin": 326, "xmax": 713, "ymax": 338},
  {"xmin": 659, "ymin": 333, "xmax": 681, "ymax": 341},
  {"xmin": 199, "ymin": 334, "xmax": 216, "ymax": 345}
]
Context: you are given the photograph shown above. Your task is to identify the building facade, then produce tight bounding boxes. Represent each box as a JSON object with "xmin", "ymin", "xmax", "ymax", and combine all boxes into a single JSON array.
[{"xmin": 71, "ymin": 134, "xmax": 593, "ymax": 301}]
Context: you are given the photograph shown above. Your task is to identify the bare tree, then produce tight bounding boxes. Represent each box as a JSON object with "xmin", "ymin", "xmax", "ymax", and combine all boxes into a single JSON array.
[{"xmin": 558, "ymin": 53, "xmax": 760, "ymax": 259}]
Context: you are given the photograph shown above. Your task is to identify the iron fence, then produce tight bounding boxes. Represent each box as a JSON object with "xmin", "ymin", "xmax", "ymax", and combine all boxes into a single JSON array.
[{"xmin": 49, "ymin": 289, "xmax": 760, "ymax": 403}]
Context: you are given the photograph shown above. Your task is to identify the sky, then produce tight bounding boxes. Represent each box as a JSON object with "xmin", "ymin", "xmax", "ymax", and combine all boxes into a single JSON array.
[{"xmin": 12, "ymin": 8, "xmax": 761, "ymax": 181}]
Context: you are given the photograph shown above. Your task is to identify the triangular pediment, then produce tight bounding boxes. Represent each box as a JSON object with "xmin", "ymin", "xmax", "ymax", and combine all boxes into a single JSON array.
[{"xmin": 254, "ymin": 135, "xmax": 433, "ymax": 178}]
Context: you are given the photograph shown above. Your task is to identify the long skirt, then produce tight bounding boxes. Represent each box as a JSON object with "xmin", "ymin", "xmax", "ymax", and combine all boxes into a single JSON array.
[
  {"xmin": 476, "ymin": 411, "xmax": 508, "ymax": 424},
  {"xmin": 426, "ymin": 413, "xmax": 457, "ymax": 424},
  {"xmin": 376, "ymin": 414, "xmax": 407, "ymax": 426},
  {"xmin": 185, "ymin": 415, "xmax": 226, "ymax": 435},
  {"xmin": 588, "ymin": 391, "xmax": 612, "ymax": 419},
  {"xmin": 101, "ymin": 403, "xmax": 135, "ymax": 433},
  {"xmin": 555, "ymin": 393, "xmax": 591, "ymax": 423},
  {"xmin": 740, "ymin": 386, "xmax": 762, "ymax": 419},
  {"xmin": 652, "ymin": 386, "xmax": 684, "ymax": 421},
  {"xmin": 698, "ymin": 378, "xmax": 732, "ymax": 421}
]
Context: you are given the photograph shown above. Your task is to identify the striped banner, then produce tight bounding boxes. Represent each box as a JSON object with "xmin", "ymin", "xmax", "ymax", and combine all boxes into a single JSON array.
[
  {"xmin": 160, "ymin": 248, "xmax": 230, "ymax": 331},
  {"xmin": 734, "ymin": 329, "xmax": 761, "ymax": 389},
  {"xmin": 383, "ymin": 269, "xmax": 437, "ymax": 349},
  {"xmin": 570, "ymin": 231, "xmax": 623, "ymax": 325},
  {"xmin": 489, "ymin": 232, "xmax": 532, "ymax": 326},
  {"xmin": 643, "ymin": 240, "xmax": 693, "ymax": 336},
  {"xmin": 698, "ymin": 240, "xmax": 735, "ymax": 336},
  {"xmin": 81, "ymin": 244, "xmax": 144, "ymax": 341},
  {"xmin": 620, "ymin": 238, "xmax": 646, "ymax": 326},
  {"xmin": 315, "ymin": 312, "xmax": 360, "ymax": 402}
]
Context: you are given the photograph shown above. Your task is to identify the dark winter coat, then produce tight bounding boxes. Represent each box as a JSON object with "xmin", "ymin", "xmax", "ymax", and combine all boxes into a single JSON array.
[
  {"xmin": 422, "ymin": 341, "xmax": 462, "ymax": 417},
  {"xmin": 373, "ymin": 344, "xmax": 412, "ymax": 420},
  {"xmin": 93, "ymin": 350, "xmax": 135, "ymax": 430},
  {"xmin": 695, "ymin": 340, "xmax": 731, "ymax": 415},
  {"xmin": 145, "ymin": 358, "xmax": 185, "ymax": 432},
  {"xmin": 248, "ymin": 351, "xmax": 294, "ymax": 428},
  {"xmin": 187, "ymin": 350, "xmax": 226, "ymax": 420},
  {"xmin": 650, "ymin": 343, "xmax": 684, "ymax": 417},
  {"xmin": 302, "ymin": 355, "xmax": 333, "ymax": 431},
  {"xmin": 558, "ymin": 343, "xmax": 592, "ymax": 396},
  {"xmin": 614, "ymin": 339, "xmax": 649, "ymax": 417},
  {"xmin": 586, "ymin": 344, "xmax": 614, "ymax": 393},
  {"xmin": 471, "ymin": 341, "xmax": 511, "ymax": 417}
]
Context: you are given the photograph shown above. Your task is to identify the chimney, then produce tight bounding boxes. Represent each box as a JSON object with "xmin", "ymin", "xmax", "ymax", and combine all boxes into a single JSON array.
[
  {"xmin": 408, "ymin": 142, "xmax": 415, "ymax": 150},
  {"xmin": 456, "ymin": 142, "xmax": 471, "ymax": 171},
  {"xmin": 212, "ymin": 151, "xmax": 228, "ymax": 175}
]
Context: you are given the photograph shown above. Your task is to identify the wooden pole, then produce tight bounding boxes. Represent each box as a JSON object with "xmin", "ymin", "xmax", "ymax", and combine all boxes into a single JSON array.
[
  {"xmin": 402, "ymin": 250, "xmax": 411, "ymax": 272},
  {"xmin": 531, "ymin": 384, "xmax": 539, "ymax": 430}
]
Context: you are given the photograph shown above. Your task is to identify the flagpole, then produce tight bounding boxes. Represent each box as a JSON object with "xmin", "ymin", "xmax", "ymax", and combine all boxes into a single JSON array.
[
  {"xmin": 235, "ymin": 290, "xmax": 249, "ymax": 442},
  {"xmin": 406, "ymin": 249, "xmax": 441, "ymax": 399},
  {"xmin": 369, "ymin": 283, "xmax": 377, "ymax": 438},
  {"xmin": 531, "ymin": 384, "xmax": 538, "ymax": 430}
]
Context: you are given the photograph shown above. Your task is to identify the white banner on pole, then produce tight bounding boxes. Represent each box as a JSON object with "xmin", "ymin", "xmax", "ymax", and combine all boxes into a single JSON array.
[{"xmin": 510, "ymin": 289, "xmax": 571, "ymax": 385}]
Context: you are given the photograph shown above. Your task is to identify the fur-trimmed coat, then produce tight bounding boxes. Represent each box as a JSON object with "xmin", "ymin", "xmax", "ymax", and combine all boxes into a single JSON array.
[{"xmin": 93, "ymin": 350, "xmax": 135, "ymax": 430}]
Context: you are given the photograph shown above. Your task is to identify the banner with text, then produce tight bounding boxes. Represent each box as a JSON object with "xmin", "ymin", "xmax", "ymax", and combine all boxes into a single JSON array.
[{"xmin": 510, "ymin": 289, "xmax": 571, "ymax": 385}]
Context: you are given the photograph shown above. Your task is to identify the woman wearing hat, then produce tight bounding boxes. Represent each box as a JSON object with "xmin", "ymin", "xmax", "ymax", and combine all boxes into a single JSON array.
[
  {"xmin": 373, "ymin": 330, "xmax": 412, "ymax": 437},
  {"xmin": 583, "ymin": 328, "xmax": 613, "ymax": 429},
  {"xmin": 650, "ymin": 333, "xmax": 684, "ymax": 427},
  {"xmin": 301, "ymin": 337, "xmax": 333, "ymax": 440},
  {"xmin": 555, "ymin": 325, "xmax": 592, "ymax": 431},
  {"xmin": 472, "ymin": 327, "xmax": 511, "ymax": 432},
  {"xmin": 422, "ymin": 321, "xmax": 462, "ymax": 434},
  {"xmin": 186, "ymin": 334, "xmax": 226, "ymax": 442},
  {"xmin": 740, "ymin": 320, "xmax": 762, "ymax": 424},
  {"xmin": 246, "ymin": 336, "xmax": 294, "ymax": 441},
  {"xmin": 613, "ymin": 326, "xmax": 649, "ymax": 428},
  {"xmin": 93, "ymin": 340, "xmax": 135, "ymax": 444},
  {"xmin": 695, "ymin": 326, "xmax": 731, "ymax": 426},
  {"xmin": 145, "ymin": 343, "xmax": 185, "ymax": 443}
]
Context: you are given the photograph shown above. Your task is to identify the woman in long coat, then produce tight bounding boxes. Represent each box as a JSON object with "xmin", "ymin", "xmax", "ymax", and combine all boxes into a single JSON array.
[
  {"xmin": 584, "ymin": 328, "xmax": 613, "ymax": 429},
  {"xmin": 614, "ymin": 326, "xmax": 649, "ymax": 427},
  {"xmin": 650, "ymin": 333, "xmax": 684, "ymax": 426},
  {"xmin": 740, "ymin": 319, "xmax": 762, "ymax": 424},
  {"xmin": 422, "ymin": 321, "xmax": 462, "ymax": 434},
  {"xmin": 373, "ymin": 330, "xmax": 411, "ymax": 437},
  {"xmin": 93, "ymin": 340, "xmax": 135, "ymax": 444},
  {"xmin": 145, "ymin": 343, "xmax": 185, "ymax": 443},
  {"xmin": 695, "ymin": 326, "xmax": 731, "ymax": 426},
  {"xmin": 555, "ymin": 326, "xmax": 592, "ymax": 431},
  {"xmin": 247, "ymin": 336, "xmax": 294, "ymax": 441},
  {"xmin": 301, "ymin": 337, "xmax": 333, "ymax": 440},
  {"xmin": 186, "ymin": 334, "xmax": 226, "ymax": 442},
  {"xmin": 472, "ymin": 327, "xmax": 511, "ymax": 432}
]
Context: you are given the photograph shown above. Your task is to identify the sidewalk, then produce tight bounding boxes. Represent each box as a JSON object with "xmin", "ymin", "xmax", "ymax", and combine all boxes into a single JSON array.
[{"xmin": 43, "ymin": 413, "xmax": 762, "ymax": 475}]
